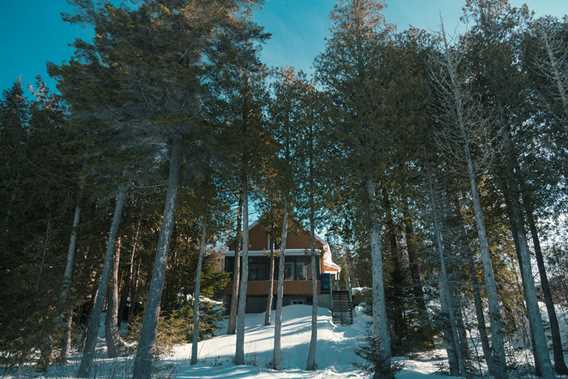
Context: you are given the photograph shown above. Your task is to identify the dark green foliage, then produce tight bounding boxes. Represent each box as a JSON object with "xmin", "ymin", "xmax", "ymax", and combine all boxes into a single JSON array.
[{"xmin": 128, "ymin": 296, "xmax": 225, "ymax": 357}]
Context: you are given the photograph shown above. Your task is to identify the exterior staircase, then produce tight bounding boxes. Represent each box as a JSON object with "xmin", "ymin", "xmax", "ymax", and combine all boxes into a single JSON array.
[{"xmin": 331, "ymin": 290, "xmax": 353, "ymax": 325}]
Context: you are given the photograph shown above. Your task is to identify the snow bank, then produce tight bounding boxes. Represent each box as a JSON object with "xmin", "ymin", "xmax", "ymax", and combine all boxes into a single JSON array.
[
  {"xmin": 168, "ymin": 305, "xmax": 461, "ymax": 379},
  {"xmin": 13, "ymin": 305, "xmax": 462, "ymax": 378}
]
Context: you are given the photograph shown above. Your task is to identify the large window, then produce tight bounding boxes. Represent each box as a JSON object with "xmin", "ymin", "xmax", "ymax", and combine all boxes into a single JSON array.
[
  {"xmin": 249, "ymin": 257, "xmax": 269, "ymax": 281},
  {"xmin": 226, "ymin": 255, "xmax": 319, "ymax": 281}
]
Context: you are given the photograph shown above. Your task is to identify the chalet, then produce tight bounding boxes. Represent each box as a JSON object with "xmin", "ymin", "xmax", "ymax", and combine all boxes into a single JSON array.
[{"xmin": 222, "ymin": 216, "xmax": 342, "ymax": 314}]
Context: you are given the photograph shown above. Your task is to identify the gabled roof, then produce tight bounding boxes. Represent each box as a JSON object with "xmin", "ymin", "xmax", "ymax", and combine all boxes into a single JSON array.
[{"xmin": 227, "ymin": 214, "xmax": 341, "ymax": 274}]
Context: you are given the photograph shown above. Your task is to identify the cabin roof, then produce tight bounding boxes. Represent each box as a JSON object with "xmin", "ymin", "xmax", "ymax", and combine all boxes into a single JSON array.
[{"xmin": 225, "ymin": 215, "xmax": 341, "ymax": 273}]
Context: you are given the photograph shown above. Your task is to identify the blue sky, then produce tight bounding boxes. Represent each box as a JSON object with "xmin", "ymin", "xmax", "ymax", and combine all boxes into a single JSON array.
[{"xmin": 1, "ymin": 0, "xmax": 567, "ymax": 94}]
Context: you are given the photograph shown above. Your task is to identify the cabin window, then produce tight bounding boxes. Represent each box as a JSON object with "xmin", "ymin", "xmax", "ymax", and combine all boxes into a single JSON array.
[
  {"xmin": 284, "ymin": 261, "xmax": 295, "ymax": 280},
  {"xmin": 226, "ymin": 255, "xmax": 320, "ymax": 281},
  {"xmin": 295, "ymin": 260, "xmax": 307, "ymax": 280},
  {"xmin": 249, "ymin": 257, "xmax": 269, "ymax": 281}
]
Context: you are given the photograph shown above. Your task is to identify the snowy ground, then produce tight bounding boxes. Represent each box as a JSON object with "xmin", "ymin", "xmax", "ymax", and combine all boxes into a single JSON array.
[
  {"xmin": 162, "ymin": 305, "xmax": 456, "ymax": 378},
  {"xmin": 9, "ymin": 305, "xmax": 459, "ymax": 378}
]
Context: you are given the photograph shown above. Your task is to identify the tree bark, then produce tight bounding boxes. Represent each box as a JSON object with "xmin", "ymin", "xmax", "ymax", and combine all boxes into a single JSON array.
[
  {"xmin": 440, "ymin": 27, "xmax": 508, "ymax": 377},
  {"xmin": 463, "ymin": 144, "xmax": 508, "ymax": 379},
  {"xmin": 383, "ymin": 189, "xmax": 405, "ymax": 349},
  {"xmin": 500, "ymin": 130, "xmax": 554, "ymax": 378},
  {"xmin": 306, "ymin": 208, "xmax": 318, "ymax": 370},
  {"xmin": 105, "ymin": 237, "xmax": 123, "ymax": 358},
  {"xmin": 191, "ymin": 217, "xmax": 208, "ymax": 365},
  {"xmin": 265, "ymin": 228, "xmax": 276, "ymax": 326},
  {"xmin": 453, "ymin": 197, "xmax": 494, "ymax": 375},
  {"xmin": 402, "ymin": 204, "xmax": 428, "ymax": 321},
  {"xmin": 121, "ymin": 218, "xmax": 141, "ymax": 326},
  {"xmin": 132, "ymin": 138, "xmax": 181, "ymax": 379},
  {"xmin": 524, "ymin": 190, "xmax": 568, "ymax": 374},
  {"xmin": 272, "ymin": 202, "xmax": 288, "ymax": 370},
  {"xmin": 77, "ymin": 185, "xmax": 128, "ymax": 377},
  {"xmin": 227, "ymin": 190, "xmax": 243, "ymax": 335},
  {"xmin": 37, "ymin": 216, "xmax": 52, "ymax": 291},
  {"xmin": 234, "ymin": 176, "xmax": 249, "ymax": 365},
  {"xmin": 57, "ymin": 201, "xmax": 81, "ymax": 362},
  {"xmin": 365, "ymin": 179, "xmax": 392, "ymax": 379},
  {"xmin": 429, "ymin": 175, "xmax": 465, "ymax": 377}
]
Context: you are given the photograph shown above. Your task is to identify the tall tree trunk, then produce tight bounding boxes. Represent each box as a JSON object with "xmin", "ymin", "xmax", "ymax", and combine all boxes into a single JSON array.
[
  {"xmin": 524, "ymin": 189, "xmax": 568, "ymax": 374},
  {"xmin": 306, "ymin": 208, "xmax": 318, "ymax": 370},
  {"xmin": 234, "ymin": 176, "xmax": 249, "ymax": 365},
  {"xmin": 121, "ymin": 218, "xmax": 142, "ymax": 325},
  {"xmin": 452, "ymin": 195, "xmax": 494, "ymax": 375},
  {"xmin": 265, "ymin": 228, "xmax": 276, "ymax": 326},
  {"xmin": 57, "ymin": 200, "xmax": 81, "ymax": 362},
  {"xmin": 463, "ymin": 143, "xmax": 508, "ymax": 379},
  {"xmin": 191, "ymin": 217, "xmax": 208, "ymax": 365},
  {"xmin": 128, "ymin": 259, "xmax": 142, "ymax": 325},
  {"xmin": 77, "ymin": 185, "xmax": 128, "ymax": 377},
  {"xmin": 429, "ymin": 175, "xmax": 465, "ymax": 377},
  {"xmin": 501, "ymin": 130, "xmax": 554, "ymax": 378},
  {"xmin": 272, "ymin": 202, "xmax": 289, "ymax": 370},
  {"xmin": 37, "ymin": 216, "xmax": 52, "ymax": 291},
  {"xmin": 132, "ymin": 138, "xmax": 182, "ymax": 379},
  {"xmin": 383, "ymin": 190, "xmax": 405, "ymax": 350},
  {"xmin": 228, "ymin": 190, "xmax": 243, "ymax": 335},
  {"xmin": 440, "ymin": 25, "xmax": 507, "ymax": 377},
  {"xmin": 402, "ymin": 204, "xmax": 428, "ymax": 321},
  {"xmin": 105, "ymin": 237, "xmax": 123, "ymax": 358},
  {"xmin": 365, "ymin": 179, "xmax": 392, "ymax": 379}
]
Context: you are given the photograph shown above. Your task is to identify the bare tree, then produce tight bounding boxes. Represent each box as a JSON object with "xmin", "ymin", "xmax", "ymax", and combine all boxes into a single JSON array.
[
  {"xmin": 78, "ymin": 184, "xmax": 128, "ymax": 377},
  {"xmin": 234, "ymin": 177, "xmax": 250, "ymax": 365},
  {"xmin": 57, "ymin": 197, "xmax": 81, "ymax": 362},
  {"xmin": 265, "ymin": 227, "xmax": 276, "ymax": 326},
  {"xmin": 132, "ymin": 138, "xmax": 182, "ymax": 379},
  {"xmin": 428, "ymin": 173, "xmax": 465, "ymax": 377},
  {"xmin": 429, "ymin": 23, "xmax": 508, "ymax": 379},
  {"xmin": 272, "ymin": 202, "xmax": 289, "ymax": 370},
  {"xmin": 191, "ymin": 217, "xmax": 208, "ymax": 364},
  {"xmin": 227, "ymin": 190, "xmax": 243, "ymax": 334}
]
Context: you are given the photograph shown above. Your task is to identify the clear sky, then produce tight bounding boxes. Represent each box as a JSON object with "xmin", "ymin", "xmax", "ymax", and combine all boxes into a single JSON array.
[{"xmin": 1, "ymin": 0, "xmax": 567, "ymax": 94}]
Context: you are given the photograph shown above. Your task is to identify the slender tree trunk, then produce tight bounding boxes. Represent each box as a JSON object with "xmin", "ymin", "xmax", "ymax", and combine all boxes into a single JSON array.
[
  {"xmin": 463, "ymin": 144, "xmax": 508, "ymax": 379},
  {"xmin": 61, "ymin": 312, "xmax": 73, "ymax": 358},
  {"xmin": 383, "ymin": 190, "xmax": 405, "ymax": 349},
  {"xmin": 524, "ymin": 191, "xmax": 568, "ymax": 374},
  {"xmin": 273, "ymin": 202, "xmax": 289, "ymax": 370},
  {"xmin": 121, "ymin": 218, "xmax": 141, "ymax": 325},
  {"xmin": 265, "ymin": 228, "xmax": 276, "ymax": 326},
  {"xmin": 501, "ymin": 130, "xmax": 554, "ymax": 378},
  {"xmin": 37, "ymin": 216, "xmax": 52, "ymax": 291},
  {"xmin": 128, "ymin": 259, "xmax": 142, "ymax": 325},
  {"xmin": 453, "ymin": 195, "xmax": 494, "ymax": 375},
  {"xmin": 105, "ymin": 237, "xmax": 123, "ymax": 358},
  {"xmin": 402, "ymin": 204, "xmax": 428, "ymax": 320},
  {"xmin": 132, "ymin": 138, "xmax": 182, "ymax": 379},
  {"xmin": 365, "ymin": 179, "xmax": 392, "ymax": 379},
  {"xmin": 440, "ymin": 27, "xmax": 507, "ymax": 377},
  {"xmin": 228, "ymin": 190, "xmax": 243, "ymax": 335},
  {"xmin": 191, "ymin": 217, "xmax": 208, "ymax": 365},
  {"xmin": 57, "ymin": 201, "xmax": 81, "ymax": 362},
  {"xmin": 235, "ymin": 176, "xmax": 249, "ymax": 365},
  {"xmin": 429, "ymin": 175, "xmax": 465, "ymax": 377},
  {"xmin": 77, "ymin": 185, "xmax": 128, "ymax": 377},
  {"xmin": 307, "ymin": 208, "xmax": 318, "ymax": 370}
]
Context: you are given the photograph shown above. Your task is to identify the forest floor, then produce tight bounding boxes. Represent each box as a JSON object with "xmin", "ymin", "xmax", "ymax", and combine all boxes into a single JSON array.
[
  {"xmin": 8, "ymin": 305, "xmax": 459, "ymax": 378},
  {"xmin": 166, "ymin": 304, "xmax": 455, "ymax": 378}
]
